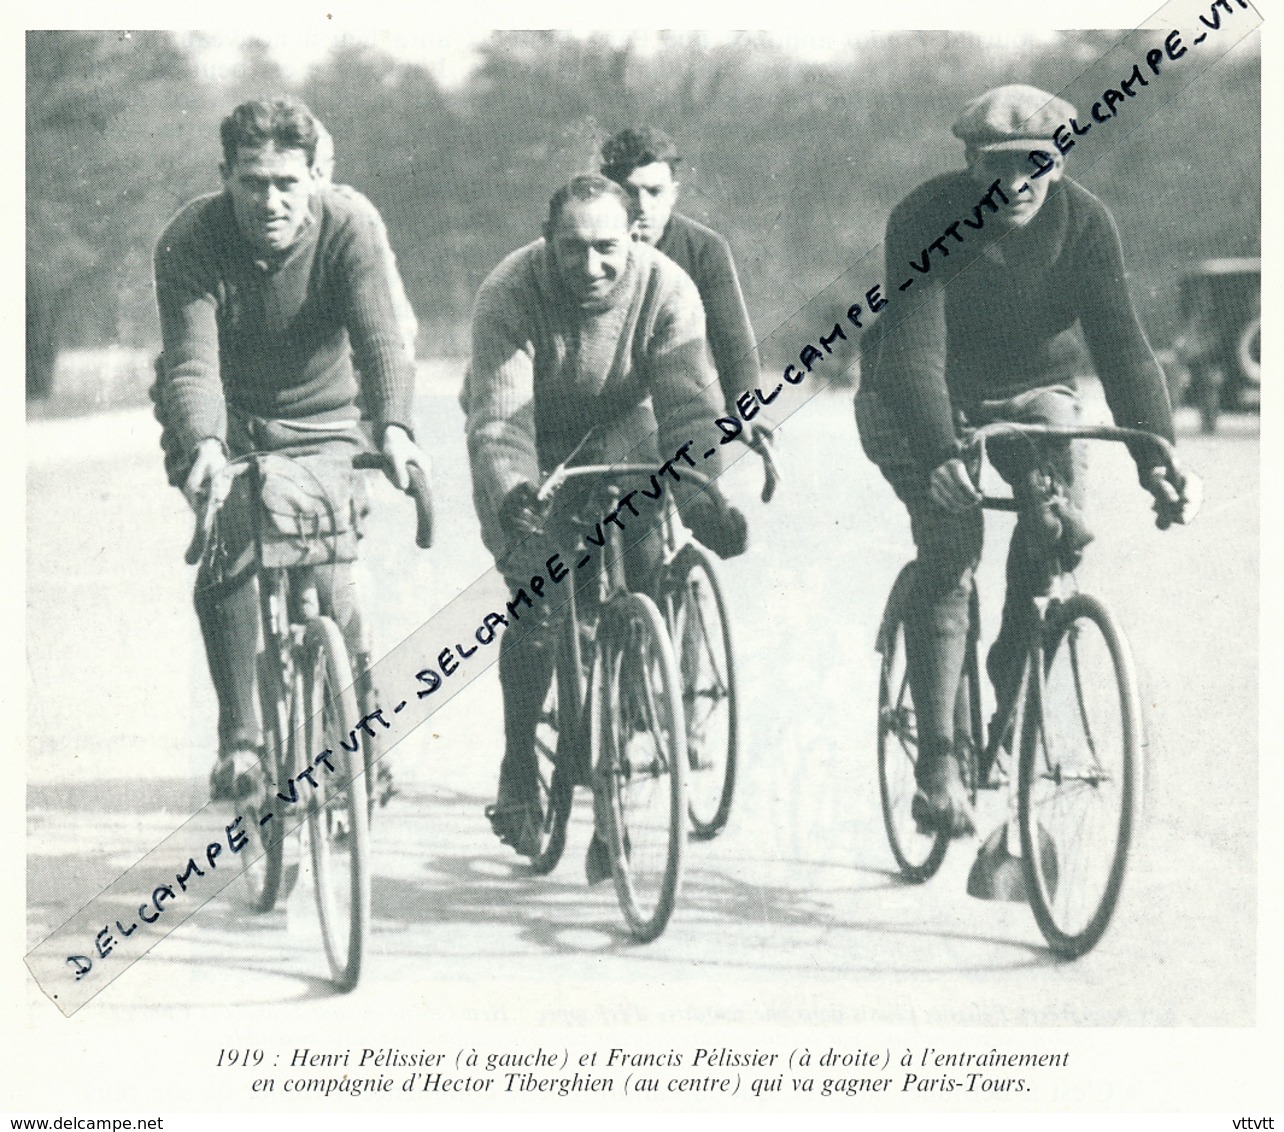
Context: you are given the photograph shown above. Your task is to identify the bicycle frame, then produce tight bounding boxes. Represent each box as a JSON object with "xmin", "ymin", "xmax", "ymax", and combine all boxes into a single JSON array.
[
  {"xmin": 952, "ymin": 423, "xmax": 1173, "ymax": 867},
  {"xmin": 540, "ymin": 468, "xmax": 684, "ymax": 784},
  {"xmin": 193, "ymin": 454, "xmax": 372, "ymax": 796}
]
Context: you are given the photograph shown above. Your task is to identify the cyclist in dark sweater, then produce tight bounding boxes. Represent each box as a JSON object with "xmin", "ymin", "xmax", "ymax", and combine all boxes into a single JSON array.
[
  {"xmin": 152, "ymin": 98, "xmax": 424, "ymax": 800},
  {"xmin": 856, "ymin": 85, "xmax": 1201, "ymax": 836},
  {"xmin": 601, "ymin": 127, "xmax": 769, "ymax": 448}
]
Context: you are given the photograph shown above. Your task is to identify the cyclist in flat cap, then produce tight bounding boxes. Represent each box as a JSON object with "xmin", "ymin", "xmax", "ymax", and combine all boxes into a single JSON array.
[{"xmin": 856, "ymin": 84, "xmax": 1201, "ymax": 836}]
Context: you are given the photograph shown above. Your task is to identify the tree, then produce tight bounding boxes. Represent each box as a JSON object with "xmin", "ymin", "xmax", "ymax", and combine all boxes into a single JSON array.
[{"xmin": 27, "ymin": 31, "xmax": 218, "ymax": 394}]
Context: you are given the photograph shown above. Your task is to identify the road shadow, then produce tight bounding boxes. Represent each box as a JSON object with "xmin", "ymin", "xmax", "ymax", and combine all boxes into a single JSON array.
[
  {"xmin": 364, "ymin": 786, "xmax": 1054, "ymax": 974},
  {"xmin": 28, "ymin": 776, "xmax": 1055, "ymax": 1005}
]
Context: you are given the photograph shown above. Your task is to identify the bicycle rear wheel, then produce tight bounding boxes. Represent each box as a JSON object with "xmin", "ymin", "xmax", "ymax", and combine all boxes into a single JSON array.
[
  {"xmin": 529, "ymin": 660, "xmax": 574, "ymax": 875},
  {"xmin": 591, "ymin": 593, "xmax": 686, "ymax": 941},
  {"xmin": 878, "ymin": 615, "xmax": 950, "ymax": 882},
  {"xmin": 1018, "ymin": 593, "xmax": 1140, "ymax": 958},
  {"xmin": 302, "ymin": 617, "xmax": 370, "ymax": 990},
  {"xmin": 665, "ymin": 543, "xmax": 737, "ymax": 839}
]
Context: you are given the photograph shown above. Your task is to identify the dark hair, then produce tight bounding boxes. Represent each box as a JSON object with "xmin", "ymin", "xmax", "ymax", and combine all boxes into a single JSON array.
[
  {"xmin": 545, "ymin": 174, "xmax": 634, "ymax": 231},
  {"xmin": 600, "ymin": 127, "xmax": 680, "ymax": 182},
  {"xmin": 220, "ymin": 98, "xmax": 320, "ymax": 168}
]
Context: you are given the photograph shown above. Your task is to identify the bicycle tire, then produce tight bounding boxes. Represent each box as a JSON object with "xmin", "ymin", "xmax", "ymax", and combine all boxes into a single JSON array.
[
  {"xmin": 302, "ymin": 617, "xmax": 371, "ymax": 990},
  {"xmin": 877, "ymin": 615, "xmax": 950, "ymax": 882},
  {"xmin": 353, "ymin": 664, "xmax": 380, "ymax": 831},
  {"xmin": 239, "ymin": 653, "xmax": 288, "ymax": 912},
  {"xmin": 591, "ymin": 593, "xmax": 686, "ymax": 941},
  {"xmin": 528, "ymin": 660, "xmax": 574, "ymax": 875},
  {"xmin": 1018, "ymin": 593, "xmax": 1140, "ymax": 958},
  {"xmin": 665, "ymin": 543, "xmax": 738, "ymax": 839}
]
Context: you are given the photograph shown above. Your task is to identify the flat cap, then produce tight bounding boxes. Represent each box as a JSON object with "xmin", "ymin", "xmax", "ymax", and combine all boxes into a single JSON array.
[{"xmin": 951, "ymin": 84, "xmax": 1078, "ymax": 151}]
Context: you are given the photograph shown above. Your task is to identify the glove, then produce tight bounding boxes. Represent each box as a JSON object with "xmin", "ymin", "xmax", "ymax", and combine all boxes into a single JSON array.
[
  {"xmin": 499, "ymin": 482, "xmax": 544, "ymax": 542},
  {"xmin": 684, "ymin": 491, "xmax": 748, "ymax": 559}
]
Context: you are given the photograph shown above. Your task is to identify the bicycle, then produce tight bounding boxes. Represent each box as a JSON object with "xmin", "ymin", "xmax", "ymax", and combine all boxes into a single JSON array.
[
  {"xmin": 667, "ymin": 428, "xmax": 778, "ymax": 838},
  {"xmin": 513, "ymin": 463, "xmax": 696, "ymax": 941},
  {"xmin": 187, "ymin": 449, "xmax": 431, "ymax": 989},
  {"xmin": 876, "ymin": 423, "xmax": 1177, "ymax": 958}
]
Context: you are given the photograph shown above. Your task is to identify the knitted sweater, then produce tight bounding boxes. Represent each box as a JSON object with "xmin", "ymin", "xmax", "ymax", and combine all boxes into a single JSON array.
[
  {"xmin": 462, "ymin": 239, "xmax": 722, "ymax": 558},
  {"xmin": 863, "ymin": 173, "xmax": 1173, "ymax": 468},
  {"xmin": 656, "ymin": 213, "xmax": 761, "ymax": 411},
  {"xmin": 153, "ymin": 187, "xmax": 415, "ymax": 479}
]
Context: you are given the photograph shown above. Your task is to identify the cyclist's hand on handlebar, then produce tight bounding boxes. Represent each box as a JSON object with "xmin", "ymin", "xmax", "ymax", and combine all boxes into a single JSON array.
[
  {"xmin": 1144, "ymin": 457, "xmax": 1203, "ymax": 528},
  {"xmin": 929, "ymin": 456, "xmax": 982, "ymax": 513},
  {"xmin": 499, "ymin": 482, "xmax": 545, "ymax": 541},
  {"xmin": 685, "ymin": 491, "xmax": 748, "ymax": 559},
  {"xmin": 183, "ymin": 438, "xmax": 228, "ymax": 513},
  {"xmin": 381, "ymin": 424, "xmax": 430, "ymax": 492}
]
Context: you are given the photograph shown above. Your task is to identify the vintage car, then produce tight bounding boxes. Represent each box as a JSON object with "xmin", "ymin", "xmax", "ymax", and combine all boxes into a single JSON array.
[{"xmin": 1162, "ymin": 257, "xmax": 1261, "ymax": 433}]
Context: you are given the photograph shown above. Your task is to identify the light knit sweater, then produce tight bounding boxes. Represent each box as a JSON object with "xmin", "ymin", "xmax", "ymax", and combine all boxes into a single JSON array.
[{"xmin": 462, "ymin": 238, "xmax": 723, "ymax": 558}]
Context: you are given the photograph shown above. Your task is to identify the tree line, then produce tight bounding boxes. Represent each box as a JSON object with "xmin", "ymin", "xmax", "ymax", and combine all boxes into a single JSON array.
[{"xmin": 26, "ymin": 28, "xmax": 1259, "ymax": 397}]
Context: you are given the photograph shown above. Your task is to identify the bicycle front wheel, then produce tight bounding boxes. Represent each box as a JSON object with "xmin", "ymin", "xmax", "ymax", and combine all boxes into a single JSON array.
[
  {"xmin": 591, "ymin": 593, "xmax": 686, "ymax": 941},
  {"xmin": 1018, "ymin": 593, "xmax": 1140, "ymax": 958},
  {"xmin": 877, "ymin": 615, "xmax": 950, "ymax": 882},
  {"xmin": 301, "ymin": 617, "xmax": 370, "ymax": 990},
  {"xmin": 529, "ymin": 659, "xmax": 574, "ymax": 875},
  {"xmin": 665, "ymin": 543, "xmax": 737, "ymax": 839},
  {"xmin": 239, "ymin": 653, "xmax": 288, "ymax": 912}
]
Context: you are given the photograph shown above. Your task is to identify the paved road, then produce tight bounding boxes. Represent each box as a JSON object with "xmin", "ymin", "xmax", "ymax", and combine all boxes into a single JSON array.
[{"xmin": 25, "ymin": 366, "xmax": 1258, "ymax": 1027}]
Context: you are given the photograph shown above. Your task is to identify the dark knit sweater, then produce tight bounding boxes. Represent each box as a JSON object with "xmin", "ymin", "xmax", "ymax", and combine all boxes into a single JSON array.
[
  {"xmin": 863, "ymin": 172, "xmax": 1173, "ymax": 468},
  {"xmin": 655, "ymin": 213, "xmax": 761, "ymax": 410},
  {"xmin": 153, "ymin": 187, "xmax": 415, "ymax": 474}
]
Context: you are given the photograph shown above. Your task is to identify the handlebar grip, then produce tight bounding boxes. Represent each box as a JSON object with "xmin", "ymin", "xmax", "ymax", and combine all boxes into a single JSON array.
[
  {"xmin": 747, "ymin": 432, "xmax": 780, "ymax": 503},
  {"xmin": 185, "ymin": 498, "xmax": 214, "ymax": 566},
  {"xmin": 760, "ymin": 445, "xmax": 780, "ymax": 504},
  {"xmin": 184, "ymin": 525, "xmax": 205, "ymax": 566},
  {"xmin": 354, "ymin": 452, "xmax": 433, "ymax": 549},
  {"xmin": 406, "ymin": 462, "xmax": 434, "ymax": 549}
]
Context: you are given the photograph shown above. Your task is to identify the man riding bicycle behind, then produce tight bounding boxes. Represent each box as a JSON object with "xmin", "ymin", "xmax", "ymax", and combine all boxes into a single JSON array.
[
  {"xmin": 856, "ymin": 85, "xmax": 1201, "ymax": 837},
  {"xmin": 600, "ymin": 127, "xmax": 770, "ymax": 450},
  {"xmin": 152, "ymin": 97, "xmax": 426, "ymax": 801},
  {"xmin": 462, "ymin": 173, "xmax": 747, "ymax": 879}
]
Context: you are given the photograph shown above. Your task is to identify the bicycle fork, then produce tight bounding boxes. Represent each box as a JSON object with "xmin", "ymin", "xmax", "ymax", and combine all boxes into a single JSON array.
[{"xmin": 966, "ymin": 595, "xmax": 1050, "ymax": 902}]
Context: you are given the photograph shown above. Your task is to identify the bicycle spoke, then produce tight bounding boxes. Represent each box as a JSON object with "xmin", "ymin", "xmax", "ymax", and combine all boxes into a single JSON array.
[
  {"xmin": 528, "ymin": 657, "xmax": 572, "ymax": 874},
  {"xmin": 877, "ymin": 618, "xmax": 949, "ymax": 880},
  {"xmin": 304, "ymin": 619, "xmax": 368, "ymax": 990},
  {"xmin": 1020, "ymin": 596, "xmax": 1138, "ymax": 956},
  {"xmin": 596, "ymin": 595, "xmax": 685, "ymax": 940},
  {"xmin": 669, "ymin": 546, "xmax": 737, "ymax": 838}
]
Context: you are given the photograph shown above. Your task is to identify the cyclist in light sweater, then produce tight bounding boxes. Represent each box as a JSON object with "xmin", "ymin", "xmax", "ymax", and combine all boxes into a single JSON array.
[{"xmin": 462, "ymin": 173, "xmax": 747, "ymax": 878}]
